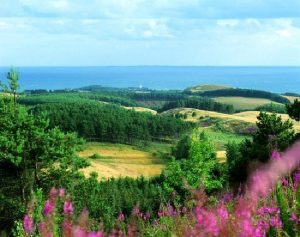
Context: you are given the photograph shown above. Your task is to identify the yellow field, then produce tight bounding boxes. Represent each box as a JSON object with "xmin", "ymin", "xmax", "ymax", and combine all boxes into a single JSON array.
[
  {"xmin": 123, "ymin": 106, "xmax": 157, "ymax": 115},
  {"xmin": 163, "ymin": 108, "xmax": 300, "ymax": 132},
  {"xmin": 78, "ymin": 142, "xmax": 167, "ymax": 179},
  {"xmin": 284, "ymin": 96, "xmax": 300, "ymax": 103},
  {"xmin": 213, "ymin": 97, "xmax": 280, "ymax": 110}
]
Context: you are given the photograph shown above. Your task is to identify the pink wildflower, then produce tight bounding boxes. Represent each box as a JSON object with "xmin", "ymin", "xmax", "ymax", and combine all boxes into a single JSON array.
[
  {"xmin": 59, "ymin": 188, "xmax": 65, "ymax": 197},
  {"xmin": 87, "ymin": 231, "xmax": 104, "ymax": 237},
  {"xmin": 118, "ymin": 213, "xmax": 125, "ymax": 222},
  {"xmin": 217, "ymin": 206, "xmax": 229, "ymax": 220},
  {"xmin": 63, "ymin": 200, "xmax": 73, "ymax": 214},
  {"xmin": 290, "ymin": 213, "xmax": 299, "ymax": 222},
  {"xmin": 132, "ymin": 206, "xmax": 140, "ymax": 217},
  {"xmin": 271, "ymin": 150, "xmax": 280, "ymax": 160},
  {"xmin": 269, "ymin": 216, "xmax": 282, "ymax": 228},
  {"xmin": 43, "ymin": 200, "xmax": 54, "ymax": 216},
  {"xmin": 23, "ymin": 215, "xmax": 34, "ymax": 234},
  {"xmin": 73, "ymin": 227, "xmax": 86, "ymax": 237},
  {"xmin": 49, "ymin": 187, "xmax": 58, "ymax": 198}
]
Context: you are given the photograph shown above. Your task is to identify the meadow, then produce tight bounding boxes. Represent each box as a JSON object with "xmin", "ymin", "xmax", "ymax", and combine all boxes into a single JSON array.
[{"xmin": 78, "ymin": 142, "xmax": 171, "ymax": 179}]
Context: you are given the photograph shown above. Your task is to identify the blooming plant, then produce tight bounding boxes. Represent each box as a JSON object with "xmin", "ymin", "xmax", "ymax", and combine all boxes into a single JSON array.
[{"xmin": 19, "ymin": 143, "xmax": 300, "ymax": 236}]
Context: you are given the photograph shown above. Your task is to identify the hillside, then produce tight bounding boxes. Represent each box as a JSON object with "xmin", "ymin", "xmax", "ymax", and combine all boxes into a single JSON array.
[{"xmin": 163, "ymin": 108, "xmax": 300, "ymax": 132}]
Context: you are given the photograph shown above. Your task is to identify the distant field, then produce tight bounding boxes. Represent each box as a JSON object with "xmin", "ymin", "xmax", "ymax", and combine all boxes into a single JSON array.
[
  {"xmin": 163, "ymin": 108, "xmax": 300, "ymax": 132},
  {"xmin": 213, "ymin": 96, "xmax": 280, "ymax": 110},
  {"xmin": 185, "ymin": 84, "xmax": 232, "ymax": 93},
  {"xmin": 78, "ymin": 142, "xmax": 171, "ymax": 179},
  {"xmin": 284, "ymin": 96, "xmax": 300, "ymax": 103}
]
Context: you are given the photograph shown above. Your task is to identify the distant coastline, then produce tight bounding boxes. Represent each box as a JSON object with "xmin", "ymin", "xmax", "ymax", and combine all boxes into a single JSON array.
[{"xmin": 0, "ymin": 66, "xmax": 300, "ymax": 93}]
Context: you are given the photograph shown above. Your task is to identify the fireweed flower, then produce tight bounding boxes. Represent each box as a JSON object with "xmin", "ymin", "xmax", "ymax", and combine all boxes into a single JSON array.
[
  {"xmin": 194, "ymin": 207, "xmax": 220, "ymax": 236},
  {"xmin": 290, "ymin": 213, "xmax": 299, "ymax": 222},
  {"xmin": 73, "ymin": 227, "xmax": 86, "ymax": 237},
  {"xmin": 49, "ymin": 187, "xmax": 58, "ymax": 198},
  {"xmin": 269, "ymin": 216, "xmax": 282, "ymax": 228},
  {"xmin": 23, "ymin": 215, "xmax": 34, "ymax": 234},
  {"xmin": 132, "ymin": 206, "xmax": 140, "ymax": 217},
  {"xmin": 43, "ymin": 200, "xmax": 55, "ymax": 216},
  {"xmin": 222, "ymin": 193, "xmax": 233, "ymax": 202},
  {"xmin": 271, "ymin": 150, "xmax": 280, "ymax": 160},
  {"xmin": 118, "ymin": 213, "xmax": 125, "ymax": 222},
  {"xmin": 293, "ymin": 169, "xmax": 300, "ymax": 186},
  {"xmin": 63, "ymin": 200, "xmax": 73, "ymax": 214},
  {"xmin": 87, "ymin": 231, "xmax": 104, "ymax": 237},
  {"xmin": 59, "ymin": 188, "xmax": 65, "ymax": 197},
  {"xmin": 217, "ymin": 206, "xmax": 229, "ymax": 220}
]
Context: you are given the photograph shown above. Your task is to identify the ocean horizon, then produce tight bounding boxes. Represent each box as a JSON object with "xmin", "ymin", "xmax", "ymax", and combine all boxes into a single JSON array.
[{"xmin": 1, "ymin": 66, "xmax": 300, "ymax": 93}]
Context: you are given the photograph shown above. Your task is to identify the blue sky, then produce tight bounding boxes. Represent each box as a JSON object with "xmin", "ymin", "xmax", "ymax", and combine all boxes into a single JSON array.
[{"xmin": 0, "ymin": 0, "xmax": 300, "ymax": 66}]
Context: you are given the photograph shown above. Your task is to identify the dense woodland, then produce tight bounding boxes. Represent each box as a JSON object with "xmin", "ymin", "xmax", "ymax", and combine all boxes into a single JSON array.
[
  {"xmin": 31, "ymin": 102, "xmax": 194, "ymax": 144},
  {"xmin": 1, "ymin": 69, "xmax": 300, "ymax": 236}
]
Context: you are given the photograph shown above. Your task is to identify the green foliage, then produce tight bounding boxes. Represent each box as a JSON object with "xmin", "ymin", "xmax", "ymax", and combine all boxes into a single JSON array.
[
  {"xmin": 287, "ymin": 99, "xmax": 300, "ymax": 121},
  {"xmin": 276, "ymin": 184, "xmax": 295, "ymax": 236},
  {"xmin": 164, "ymin": 131, "xmax": 224, "ymax": 193},
  {"xmin": 57, "ymin": 174, "xmax": 171, "ymax": 231},
  {"xmin": 226, "ymin": 112, "xmax": 295, "ymax": 184},
  {"xmin": 6, "ymin": 67, "xmax": 20, "ymax": 104},
  {"xmin": 172, "ymin": 135, "xmax": 191, "ymax": 160},
  {"xmin": 255, "ymin": 102, "xmax": 287, "ymax": 114},
  {"xmin": 19, "ymin": 92, "xmax": 137, "ymax": 107},
  {"xmin": 238, "ymin": 112, "xmax": 294, "ymax": 164},
  {"xmin": 0, "ymin": 99, "xmax": 86, "ymax": 230},
  {"xmin": 252, "ymin": 112, "xmax": 294, "ymax": 161},
  {"xmin": 226, "ymin": 141, "xmax": 249, "ymax": 184}
]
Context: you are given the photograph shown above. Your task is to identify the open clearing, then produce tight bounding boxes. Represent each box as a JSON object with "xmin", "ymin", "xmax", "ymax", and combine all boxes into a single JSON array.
[
  {"xmin": 123, "ymin": 106, "xmax": 157, "ymax": 115},
  {"xmin": 212, "ymin": 96, "xmax": 280, "ymax": 110},
  {"xmin": 78, "ymin": 142, "xmax": 170, "ymax": 179}
]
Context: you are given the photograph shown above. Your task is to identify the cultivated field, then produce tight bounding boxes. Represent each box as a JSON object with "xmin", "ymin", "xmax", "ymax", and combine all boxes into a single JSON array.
[
  {"xmin": 212, "ymin": 96, "xmax": 280, "ymax": 110},
  {"xmin": 78, "ymin": 142, "xmax": 170, "ymax": 179}
]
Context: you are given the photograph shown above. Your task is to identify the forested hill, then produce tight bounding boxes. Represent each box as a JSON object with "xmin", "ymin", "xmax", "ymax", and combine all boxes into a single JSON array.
[{"xmin": 31, "ymin": 101, "xmax": 194, "ymax": 144}]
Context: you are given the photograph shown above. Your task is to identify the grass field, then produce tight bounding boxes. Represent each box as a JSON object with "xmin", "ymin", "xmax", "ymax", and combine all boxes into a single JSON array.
[
  {"xmin": 78, "ymin": 142, "xmax": 171, "ymax": 179},
  {"xmin": 213, "ymin": 96, "xmax": 281, "ymax": 110}
]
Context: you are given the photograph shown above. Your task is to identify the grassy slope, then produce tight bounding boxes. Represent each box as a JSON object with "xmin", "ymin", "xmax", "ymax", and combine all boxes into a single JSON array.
[
  {"xmin": 212, "ymin": 96, "xmax": 281, "ymax": 110},
  {"xmin": 78, "ymin": 142, "xmax": 171, "ymax": 179},
  {"xmin": 284, "ymin": 95, "xmax": 300, "ymax": 103},
  {"xmin": 163, "ymin": 108, "xmax": 300, "ymax": 132}
]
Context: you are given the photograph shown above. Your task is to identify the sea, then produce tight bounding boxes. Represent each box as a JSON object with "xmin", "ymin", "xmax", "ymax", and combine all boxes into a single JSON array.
[{"xmin": 0, "ymin": 66, "xmax": 300, "ymax": 93}]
